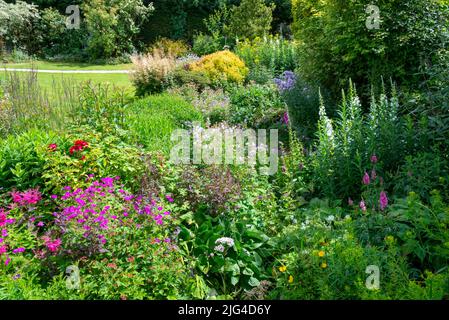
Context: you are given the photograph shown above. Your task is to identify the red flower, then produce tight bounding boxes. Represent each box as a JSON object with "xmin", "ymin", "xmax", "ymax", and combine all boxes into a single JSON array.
[
  {"xmin": 74, "ymin": 140, "xmax": 88, "ymax": 148},
  {"xmin": 69, "ymin": 140, "xmax": 89, "ymax": 156},
  {"xmin": 48, "ymin": 144, "xmax": 57, "ymax": 152},
  {"xmin": 69, "ymin": 146, "xmax": 82, "ymax": 154}
]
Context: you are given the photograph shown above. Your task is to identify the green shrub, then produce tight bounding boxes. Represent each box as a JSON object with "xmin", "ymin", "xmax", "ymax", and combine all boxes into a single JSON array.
[
  {"xmin": 82, "ymin": 0, "xmax": 154, "ymax": 59},
  {"xmin": 246, "ymin": 65, "xmax": 275, "ymax": 85},
  {"xmin": 125, "ymin": 94, "xmax": 203, "ymax": 153},
  {"xmin": 42, "ymin": 128, "xmax": 145, "ymax": 194},
  {"xmin": 356, "ymin": 190, "xmax": 449, "ymax": 273},
  {"xmin": 0, "ymin": 129, "xmax": 64, "ymax": 191},
  {"xmin": 166, "ymin": 68, "xmax": 212, "ymax": 91},
  {"xmin": 0, "ymin": 0, "xmax": 40, "ymax": 55},
  {"xmin": 292, "ymin": 0, "xmax": 449, "ymax": 100},
  {"xmin": 0, "ymin": 127, "xmax": 144, "ymax": 194},
  {"xmin": 270, "ymin": 201, "xmax": 449, "ymax": 299},
  {"xmin": 192, "ymin": 33, "xmax": 223, "ymax": 56},
  {"xmin": 281, "ymin": 74, "xmax": 333, "ymax": 140},
  {"xmin": 228, "ymin": 83, "xmax": 285, "ymax": 128},
  {"xmin": 226, "ymin": 0, "xmax": 275, "ymax": 40},
  {"xmin": 393, "ymin": 152, "xmax": 449, "ymax": 202},
  {"xmin": 235, "ymin": 36, "xmax": 299, "ymax": 76},
  {"xmin": 71, "ymin": 82, "xmax": 132, "ymax": 135}
]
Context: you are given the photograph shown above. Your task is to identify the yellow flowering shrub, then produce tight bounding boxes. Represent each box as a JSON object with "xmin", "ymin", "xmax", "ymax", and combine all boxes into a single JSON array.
[{"xmin": 189, "ymin": 50, "xmax": 249, "ymax": 85}]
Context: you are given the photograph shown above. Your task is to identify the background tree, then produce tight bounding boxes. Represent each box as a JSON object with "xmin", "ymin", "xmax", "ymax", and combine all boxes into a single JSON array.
[
  {"xmin": 226, "ymin": 0, "xmax": 275, "ymax": 40},
  {"xmin": 292, "ymin": 0, "xmax": 449, "ymax": 102},
  {"xmin": 82, "ymin": 0, "xmax": 154, "ymax": 59},
  {"xmin": 0, "ymin": 0, "xmax": 40, "ymax": 54}
]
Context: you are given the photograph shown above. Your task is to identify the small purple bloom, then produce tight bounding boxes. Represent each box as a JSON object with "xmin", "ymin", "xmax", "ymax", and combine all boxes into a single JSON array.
[
  {"xmin": 274, "ymin": 71, "xmax": 296, "ymax": 92},
  {"xmin": 283, "ymin": 112, "xmax": 289, "ymax": 125},
  {"xmin": 359, "ymin": 200, "xmax": 367, "ymax": 212},
  {"xmin": 379, "ymin": 191, "xmax": 388, "ymax": 211},
  {"xmin": 362, "ymin": 172, "xmax": 370, "ymax": 185}
]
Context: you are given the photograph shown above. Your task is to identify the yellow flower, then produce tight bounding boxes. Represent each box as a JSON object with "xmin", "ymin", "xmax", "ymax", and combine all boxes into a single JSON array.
[
  {"xmin": 288, "ymin": 275, "xmax": 294, "ymax": 283},
  {"xmin": 279, "ymin": 265, "xmax": 287, "ymax": 272},
  {"xmin": 318, "ymin": 250, "xmax": 325, "ymax": 257},
  {"xmin": 385, "ymin": 235, "xmax": 395, "ymax": 244},
  {"xmin": 321, "ymin": 262, "xmax": 327, "ymax": 269}
]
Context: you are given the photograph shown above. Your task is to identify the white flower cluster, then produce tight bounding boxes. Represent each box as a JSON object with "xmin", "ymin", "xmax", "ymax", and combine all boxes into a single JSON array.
[{"xmin": 215, "ymin": 237, "xmax": 235, "ymax": 247}]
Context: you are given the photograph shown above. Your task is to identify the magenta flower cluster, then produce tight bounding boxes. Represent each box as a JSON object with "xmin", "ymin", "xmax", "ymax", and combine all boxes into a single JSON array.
[
  {"xmin": 1, "ymin": 176, "xmax": 177, "ymax": 267},
  {"xmin": 50, "ymin": 176, "xmax": 175, "ymax": 256},
  {"xmin": 11, "ymin": 189, "xmax": 42, "ymax": 207},
  {"xmin": 349, "ymin": 155, "xmax": 389, "ymax": 212},
  {"xmin": 0, "ymin": 207, "xmax": 24, "ymax": 266}
]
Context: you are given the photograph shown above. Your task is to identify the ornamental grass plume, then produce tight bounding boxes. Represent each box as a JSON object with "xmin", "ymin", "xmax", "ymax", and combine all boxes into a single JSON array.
[{"xmin": 130, "ymin": 50, "xmax": 176, "ymax": 95}]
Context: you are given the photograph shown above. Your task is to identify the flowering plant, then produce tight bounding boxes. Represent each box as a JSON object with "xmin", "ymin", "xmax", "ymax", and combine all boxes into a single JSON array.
[
  {"xmin": 46, "ymin": 176, "xmax": 178, "ymax": 258},
  {"xmin": 42, "ymin": 130, "xmax": 145, "ymax": 194},
  {"xmin": 0, "ymin": 189, "xmax": 44, "ymax": 267},
  {"xmin": 351, "ymin": 155, "xmax": 389, "ymax": 213},
  {"xmin": 274, "ymin": 71, "xmax": 296, "ymax": 93},
  {"xmin": 69, "ymin": 140, "xmax": 89, "ymax": 160}
]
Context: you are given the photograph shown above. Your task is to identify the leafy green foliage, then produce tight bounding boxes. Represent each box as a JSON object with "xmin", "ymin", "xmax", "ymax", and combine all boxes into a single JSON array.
[
  {"xmin": 228, "ymin": 83, "xmax": 285, "ymax": 128},
  {"xmin": 82, "ymin": 0, "xmax": 154, "ymax": 59},
  {"xmin": 312, "ymin": 82, "xmax": 403, "ymax": 200},
  {"xmin": 0, "ymin": 0, "xmax": 40, "ymax": 54},
  {"xmin": 226, "ymin": 0, "xmax": 275, "ymax": 40},
  {"xmin": 292, "ymin": 0, "xmax": 449, "ymax": 100},
  {"xmin": 235, "ymin": 36, "xmax": 299, "ymax": 76},
  {"xmin": 125, "ymin": 94, "xmax": 203, "ymax": 153}
]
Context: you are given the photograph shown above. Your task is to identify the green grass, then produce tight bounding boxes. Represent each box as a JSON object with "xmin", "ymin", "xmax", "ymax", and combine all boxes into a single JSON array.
[
  {"xmin": 126, "ymin": 94, "xmax": 203, "ymax": 153},
  {"xmin": 1, "ymin": 60, "xmax": 132, "ymax": 70},
  {"xmin": 0, "ymin": 71, "xmax": 133, "ymax": 93}
]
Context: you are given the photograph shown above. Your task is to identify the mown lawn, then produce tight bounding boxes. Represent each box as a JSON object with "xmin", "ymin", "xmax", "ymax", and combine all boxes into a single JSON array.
[
  {"xmin": 0, "ymin": 60, "xmax": 132, "ymax": 71},
  {"xmin": 0, "ymin": 70, "xmax": 133, "ymax": 94}
]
